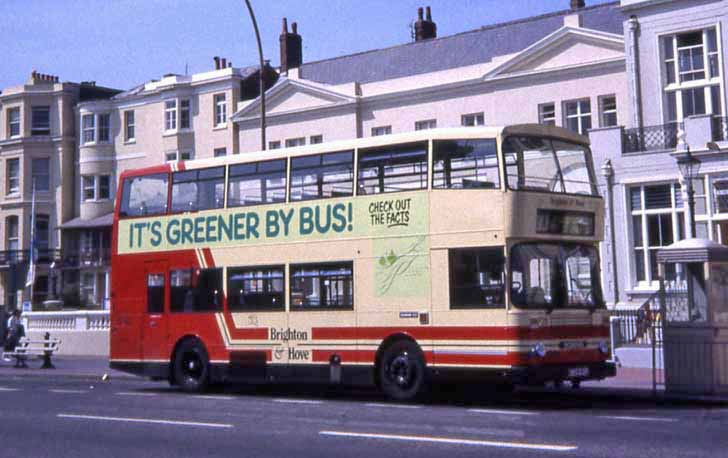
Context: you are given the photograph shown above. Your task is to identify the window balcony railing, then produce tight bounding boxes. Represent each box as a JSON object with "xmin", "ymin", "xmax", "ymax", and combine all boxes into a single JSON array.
[
  {"xmin": 61, "ymin": 247, "xmax": 111, "ymax": 269},
  {"xmin": 712, "ymin": 116, "xmax": 728, "ymax": 142},
  {"xmin": 0, "ymin": 249, "xmax": 61, "ymax": 266},
  {"xmin": 623, "ymin": 122, "xmax": 682, "ymax": 154}
]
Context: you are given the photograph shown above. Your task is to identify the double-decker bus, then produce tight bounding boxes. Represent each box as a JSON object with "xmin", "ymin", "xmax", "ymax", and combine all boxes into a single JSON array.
[{"xmin": 110, "ymin": 124, "xmax": 615, "ymax": 400}]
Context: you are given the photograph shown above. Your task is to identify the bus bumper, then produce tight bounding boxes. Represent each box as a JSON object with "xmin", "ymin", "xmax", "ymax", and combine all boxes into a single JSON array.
[{"xmin": 509, "ymin": 361, "xmax": 617, "ymax": 385}]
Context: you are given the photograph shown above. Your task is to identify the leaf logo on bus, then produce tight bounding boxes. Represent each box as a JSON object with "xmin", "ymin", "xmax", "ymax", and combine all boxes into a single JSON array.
[{"xmin": 379, "ymin": 250, "xmax": 399, "ymax": 267}]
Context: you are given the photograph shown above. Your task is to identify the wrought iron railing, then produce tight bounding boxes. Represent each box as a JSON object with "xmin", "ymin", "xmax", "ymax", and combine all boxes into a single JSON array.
[
  {"xmin": 623, "ymin": 122, "xmax": 682, "ymax": 154},
  {"xmin": 61, "ymin": 248, "xmax": 111, "ymax": 268},
  {"xmin": 712, "ymin": 116, "xmax": 727, "ymax": 142},
  {"xmin": 0, "ymin": 249, "xmax": 61, "ymax": 266},
  {"xmin": 611, "ymin": 291, "xmax": 662, "ymax": 346}
]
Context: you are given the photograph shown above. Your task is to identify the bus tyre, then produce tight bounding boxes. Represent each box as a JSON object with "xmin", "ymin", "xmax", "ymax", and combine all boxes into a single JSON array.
[
  {"xmin": 174, "ymin": 340, "xmax": 210, "ymax": 393},
  {"xmin": 378, "ymin": 341, "xmax": 426, "ymax": 401}
]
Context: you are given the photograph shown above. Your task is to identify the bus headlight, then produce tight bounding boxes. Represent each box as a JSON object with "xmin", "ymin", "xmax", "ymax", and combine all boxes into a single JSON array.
[
  {"xmin": 530, "ymin": 342, "xmax": 546, "ymax": 358},
  {"xmin": 598, "ymin": 341, "xmax": 610, "ymax": 355}
]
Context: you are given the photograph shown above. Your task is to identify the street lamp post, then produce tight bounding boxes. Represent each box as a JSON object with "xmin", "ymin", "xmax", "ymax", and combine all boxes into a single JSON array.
[
  {"xmin": 243, "ymin": 0, "xmax": 266, "ymax": 151},
  {"xmin": 676, "ymin": 147, "xmax": 702, "ymax": 238}
]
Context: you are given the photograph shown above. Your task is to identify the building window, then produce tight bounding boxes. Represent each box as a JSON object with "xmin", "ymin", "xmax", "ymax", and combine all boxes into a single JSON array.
[
  {"xmin": 8, "ymin": 107, "xmax": 20, "ymax": 138},
  {"xmin": 124, "ymin": 110, "xmax": 135, "ymax": 142},
  {"xmin": 662, "ymin": 27, "xmax": 723, "ymax": 122},
  {"xmin": 461, "ymin": 112, "xmax": 484, "ymax": 127},
  {"xmin": 31, "ymin": 106, "xmax": 50, "ymax": 136},
  {"xmin": 538, "ymin": 103, "xmax": 556, "ymax": 126},
  {"xmin": 6, "ymin": 216, "xmax": 19, "ymax": 252},
  {"xmin": 164, "ymin": 100, "xmax": 177, "ymax": 131},
  {"xmin": 214, "ymin": 94, "xmax": 226, "ymax": 126},
  {"xmin": 563, "ymin": 99, "xmax": 591, "ymax": 135},
  {"xmin": 358, "ymin": 143, "xmax": 428, "ymax": 194},
  {"xmin": 290, "ymin": 151, "xmax": 354, "ymax": 201},
  {"xmin": 268, "ymin": 141, "xmax": 281, "ymax": 150},
  {"xmin": 170, "ymin": 268, "xmax": 223, "ymax": 313},
  {"xmin": 35, "ymin": 214, "xmax": 50, "ymax": 255},
  {"xmin": 165, "ymin": 151, "xmax": 194, "ymax": 162},
  {"xmin": 449, "ymin": 247, "xmax": 505, "ymax": 309},
  {"xmin": 227, "ymin": 266, "xmax": 284, "ymax": 311},
  {"xmin": 171, "ymin": 167, "xmax": 225, "ymax": 212},
  {"xmin": 83, "ymin": 175, "xmax": 111, "ymax": 201},
  {"xmin": 630, "ymin": 183, "xmax": 684, "ymax": 284},
  {"xmin": 290, "ymin": 262, "xmax": 353, "ymax": 310},
  {"xmin": 415, "ymin": 119, "xmax": 437, "ymax": 131},
  {"xmin": 285, "ymin": 137, "xmax": 306, "ymax": 148},
  {"xmin": 309, "ymin": 134, "xmax": 323, "ymax": 144},
  {"xmin": 180, "ymin": 99, "xmax": 191, "ymax": 129},
  {"xmin": 7, "ymin": 159, "xmax": 19, "ymax": 194},
  {"xmin": 82, "ymin": 114, "xmax": 95, "ymax": 144},
  {"xmin": 98, "ymin": 113, "xmax": 110, "ymax": 143},
  {"xmin": 99, "ymin": 175, "xmax": 111, "ymax": 199},
  {"xmin": 214, "ymin": 147, "xmax": 227, "ymax": 157},
  {"xmin": 371, "ymin": 125, "xmax": 392, "ymax": 136},
  {"xmin": 32, "ymin": 158, "xmax": 50, "ymax": 191},
  {"xmin": 228, "ymin": 159, "xmax": 287, "ymax": 207},
  {"xmin": 599, "ymin": 95, "xmax": 618, "ymax": 127}
]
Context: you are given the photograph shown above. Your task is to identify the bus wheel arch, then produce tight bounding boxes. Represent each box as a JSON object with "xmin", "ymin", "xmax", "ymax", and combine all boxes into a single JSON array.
[
  {"xmin": 375, "ymin": 334, "xmax": 427, "ymax": 401},
  {"xmin": 170, "ymin": 335, "xmax": 210, "ymax": 393}
]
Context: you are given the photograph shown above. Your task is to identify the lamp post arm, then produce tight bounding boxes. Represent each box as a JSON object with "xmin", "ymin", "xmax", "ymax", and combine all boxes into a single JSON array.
[{"xmin": 244, "ymin": 0, "xmax": 266, "ymax": 151}]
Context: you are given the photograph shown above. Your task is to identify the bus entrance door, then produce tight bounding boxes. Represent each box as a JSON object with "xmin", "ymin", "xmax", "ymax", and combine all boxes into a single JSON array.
[{"xmin": 142, "ymin": 260, "xmax": 169, "ymax": 363}]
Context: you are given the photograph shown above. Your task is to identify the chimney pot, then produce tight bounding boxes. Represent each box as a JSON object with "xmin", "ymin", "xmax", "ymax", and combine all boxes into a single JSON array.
[
  {"xmin": 214, "ymin": 56, "xmax": 220, "ymax": 70},
  {"xmin": 282, "ymin": 17, "xmax": 288, "ymax": 33},
  {"xmin": 292, "ymin": 22, "xmax": 298, "ymax": 34},
  {"xmin": 228, "ymin": 61, "xmax": 232, "ymax": 68},
  {"xmin": 221, "ymin": 57, "xmax": 227, "ymax": 68},
  {"xmin": 570, "ymin": 0, "xmax": 585, "ymax": 10},
  {"xmin": 426, "ymin": 6, "xmax": 432, "ymax": 21},
  {"xmin": 417, "ymin": 7, "xmax": 423, "ymax": 20}
]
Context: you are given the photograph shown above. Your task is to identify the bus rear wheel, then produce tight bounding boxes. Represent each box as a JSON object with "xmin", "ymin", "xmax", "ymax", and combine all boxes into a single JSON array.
[
  {"xmin": 378, "ymin": 340, "xmax": 426, "ymax": 401},
  {"xmin": 173, "ymin": 339, "xmax": 210, "ymax": 393}
]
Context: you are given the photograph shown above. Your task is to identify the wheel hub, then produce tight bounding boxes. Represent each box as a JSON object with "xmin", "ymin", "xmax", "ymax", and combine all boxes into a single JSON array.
[{"xmin": 388, "ymin": 352, "xmax": 414, "ymax": 388}]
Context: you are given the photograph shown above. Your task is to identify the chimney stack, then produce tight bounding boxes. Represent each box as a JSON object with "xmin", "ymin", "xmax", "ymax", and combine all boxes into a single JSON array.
[
  {"xmin": 414, "ymin": 6, "xmax": 437, "ymax": 42},
  {"xmin": 214, "ymin": 56, "xmax": 220, "ymax": 70},
  {"xmin": 221, "ymin": 57, "xmax": 227, "ymax": 68},
  {"xmin": 570, "ymin": 0, "xmax": 585, "ymax": 9},
  {"xmin": 279, "ymin": 17, "xmax": 303, "ymax": 74}
]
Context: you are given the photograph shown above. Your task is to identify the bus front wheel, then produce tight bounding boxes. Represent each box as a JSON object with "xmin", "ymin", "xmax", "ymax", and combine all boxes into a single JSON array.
[
  {"xmin": 378, "ymin": 340, "xmax": 426, "ymax": 401},
  {"xmin": 173, "ymin": 339, "xmax": 210, "ymax": 393}
]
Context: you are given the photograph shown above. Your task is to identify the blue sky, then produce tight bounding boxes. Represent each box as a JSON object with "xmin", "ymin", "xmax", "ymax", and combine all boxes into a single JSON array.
[{"xmin": 0, "ymin": 0, "xmax": 612, "ymax": 91}]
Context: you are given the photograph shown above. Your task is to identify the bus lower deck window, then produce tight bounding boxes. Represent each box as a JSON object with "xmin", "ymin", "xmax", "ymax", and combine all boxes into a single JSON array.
[
  {"xmin": 170, "ymin": 268, "xmax": 223, "ymax": 313},
  {"xmin": 228, "ymin": 266, "xmax": 285, "ymax": 311},
  {"xmin": 290, "ymin": 262, "xmax": 353, "ymax": 310},
  {"xmin": 449, "ymin": 247, "xmax": 505, "ymax": 309}
]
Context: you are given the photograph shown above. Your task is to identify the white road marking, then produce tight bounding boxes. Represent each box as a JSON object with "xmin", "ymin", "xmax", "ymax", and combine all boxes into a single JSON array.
[
  {"xmin": 272, "ymin": 398, "xmax": 323, "ymax": 405},
  {"xmin": 365, "ymin": 403, "xmax": 422, "ymax": 409},
  {"xmin": 115, "ymin": 392, "xmax": 158, "ymax": 397},
  {"xmin": 58, "ymin": 414, "xmax": 233, "ymax": 429},
  {"xmin": 468, "ymin": 408, "xmax": 540, "ymax": 416},
  {"xmin": 319, "ymin": 431, "xmax": 577, "ymax": 452},
  {"xmin": 0, "ymin": 387, "xmax": 20, "ymax": 392},
  {"xmin": 192, "ymin": 395, "xmax": 235, "ymax": 401},
  {"xmin": 598, "ymin": 415, "xmax": 677, "ymax": 423},
  {"xmin": 50, "ymin": 389, "xmax": 88, "ymax": 394}
]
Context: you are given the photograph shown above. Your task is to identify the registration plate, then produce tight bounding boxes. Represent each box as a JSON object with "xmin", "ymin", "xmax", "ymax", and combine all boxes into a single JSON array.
[{"xmin": 568, "ymin": 367, "xmax": 589, "ymax": 378}]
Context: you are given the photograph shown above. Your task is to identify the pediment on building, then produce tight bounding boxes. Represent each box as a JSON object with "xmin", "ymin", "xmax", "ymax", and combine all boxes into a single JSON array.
[
  {"xmin": 232, "ymin": 78, "xmax": 356, "ymax": 121},
  {"xmin": 484, "ymin": 26, "xmax": 624, "ymax": 79}
]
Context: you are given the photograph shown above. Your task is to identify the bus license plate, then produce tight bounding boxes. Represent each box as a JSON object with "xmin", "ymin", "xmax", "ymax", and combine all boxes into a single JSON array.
[{"xmin": 568, "ymin": 367, "xmax": 589, "ymax": 378}]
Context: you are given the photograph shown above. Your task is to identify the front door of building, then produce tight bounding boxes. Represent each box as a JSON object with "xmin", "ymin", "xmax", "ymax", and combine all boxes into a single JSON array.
[{"xmin": 142, "ymin": 260, "xmax": 169, "ymax": 363}]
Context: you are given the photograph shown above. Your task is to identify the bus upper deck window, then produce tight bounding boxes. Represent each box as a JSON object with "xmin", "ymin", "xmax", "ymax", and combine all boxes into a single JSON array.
[
  {"xmin": 171, "ymin": 167, "xmax": 225, "ymax": 213},
  {"xmin": 290, "ymin": 151, "xmax": 354, "ymax": 201},
  {"xmin": 358, "ymin": 143, "xmax": 427, "ymax": 195},
  {"xmin": 120, "ymin": 173, "xmax": 168, "ymax": 217},
  {"xmin": 433, "ymin": 139, "xmax": 499, "ymax": 189}
]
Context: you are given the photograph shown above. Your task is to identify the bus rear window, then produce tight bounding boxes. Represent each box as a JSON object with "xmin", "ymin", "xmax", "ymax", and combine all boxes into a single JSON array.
[{"xmin": 120, "ymin": 173, "xmax": 169, "ymax": 217}]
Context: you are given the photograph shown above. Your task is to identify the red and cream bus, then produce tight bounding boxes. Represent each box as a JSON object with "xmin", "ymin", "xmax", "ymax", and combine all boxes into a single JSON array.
[{"xmin": 110, "ymin": 124, "xmax": 615, "ymax": 400}]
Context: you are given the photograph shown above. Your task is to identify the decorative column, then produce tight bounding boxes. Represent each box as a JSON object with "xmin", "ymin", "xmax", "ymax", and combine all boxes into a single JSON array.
[{"xmin": 626, "ymin": 16, "xmax": 643, "ymax": 131}]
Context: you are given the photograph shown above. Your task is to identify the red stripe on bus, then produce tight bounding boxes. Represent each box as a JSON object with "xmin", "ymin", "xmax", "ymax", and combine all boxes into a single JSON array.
[
  {"xmin": 311, "ymin": 349, "xmax": 433, "ymax": 365},
  {"xmin": 202, "ymin": 248, "xmax": 215, "ymax": 268},
  {"xmin": 310, "ymin": 325, "xmax": 609, "ymax": 341}
]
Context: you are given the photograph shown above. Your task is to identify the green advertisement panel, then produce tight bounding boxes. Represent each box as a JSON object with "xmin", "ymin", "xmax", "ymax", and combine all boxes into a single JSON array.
[{"xmin": 118, "ymin": 192, "xmax": 428, "ymax": 254}]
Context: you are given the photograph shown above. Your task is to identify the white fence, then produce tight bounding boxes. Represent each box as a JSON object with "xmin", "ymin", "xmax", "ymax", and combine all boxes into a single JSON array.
[{"xmin": 22, "ymin": 310, "xmax": 110, "ymax": 332}]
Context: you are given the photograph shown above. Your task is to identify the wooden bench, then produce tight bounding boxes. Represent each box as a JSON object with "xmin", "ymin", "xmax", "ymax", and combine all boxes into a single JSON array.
[{"xmin": 2, "ymin": 334, "xmax": 61, "ymax": 369}]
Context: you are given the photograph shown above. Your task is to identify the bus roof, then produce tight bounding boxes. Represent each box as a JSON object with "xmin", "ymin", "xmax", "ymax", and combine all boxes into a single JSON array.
[{"xmin": 120, "ymin": 124, "xmax": 589, "ymax": 178}]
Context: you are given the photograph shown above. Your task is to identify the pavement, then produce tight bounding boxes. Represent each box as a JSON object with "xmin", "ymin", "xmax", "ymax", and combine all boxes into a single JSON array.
[{"xmin": 1, "ymin": 354, "xmax": 727, "ymax": 405}]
